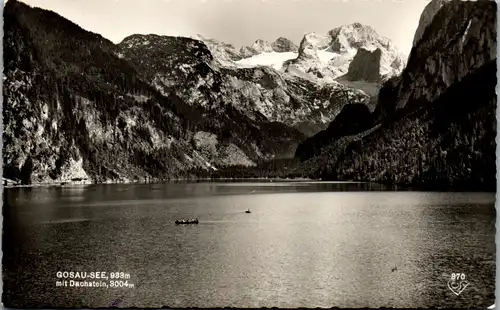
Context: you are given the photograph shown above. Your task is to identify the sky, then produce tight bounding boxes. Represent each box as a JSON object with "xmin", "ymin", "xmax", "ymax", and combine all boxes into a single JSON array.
[{"xmin": 12, "ymin": 0, "xmax": 431, "ymax": 56}]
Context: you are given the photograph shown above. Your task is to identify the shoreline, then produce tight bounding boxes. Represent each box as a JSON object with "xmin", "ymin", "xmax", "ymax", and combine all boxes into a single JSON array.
[
  {"xmin": 2, "ymin": 176, "xmax": 317, "ymax": 188},
  {"xmin": 2, "ymin": 177, "xmax": 496, "ymax": 193}
]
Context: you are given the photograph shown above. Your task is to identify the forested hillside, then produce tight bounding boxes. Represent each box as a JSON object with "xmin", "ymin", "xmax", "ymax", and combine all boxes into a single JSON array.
[
  {"xmin": 2, "ymin": 0, "xmax": 304, "ymax": 184},
  {"xmin": 294, "ymin": 0, "xmax": 497, "ymax": 191}
]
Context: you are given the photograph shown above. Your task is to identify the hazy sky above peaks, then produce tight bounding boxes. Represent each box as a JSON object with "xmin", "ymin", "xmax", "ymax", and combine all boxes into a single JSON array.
[{"xmin": 15, "ymin": 0, "xmax": 431, "ymax": 56}]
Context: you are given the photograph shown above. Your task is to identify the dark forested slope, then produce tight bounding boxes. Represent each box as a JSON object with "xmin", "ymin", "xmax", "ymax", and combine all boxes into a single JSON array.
[
  {"xmin": 2, "ymin": 0, "xmax": 304, "ymax": 184},
  {"xmin": 295, "ymin": 0, "xmax": 497, "ymax": 190}
]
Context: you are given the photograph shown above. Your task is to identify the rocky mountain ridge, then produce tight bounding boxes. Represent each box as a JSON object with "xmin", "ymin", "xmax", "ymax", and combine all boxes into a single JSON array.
[
  {"xmin": 2, "ymin": 0, "xmax": 309, "ymax": 184},
  {"xmin": 412, "ymin": 0, "xmax": 452, "ymax": 47},
  {"xmin": 284, "ymin": 23, "xmax": 406, "ymax": 82},
  {"xmin": 197, "ymin": 36, "xmax": 299, "ymax": 64},
  {"xmin": 118, "ymin": 32, "xmax": 374, "ymax": 137},
  {"xmin": 271, "ymin": 37, "xmax": 299, "ymax": 53},
  {"xmin": 294, "ymin": 0, "xmax": 496, "ymax": 191},
  {"xmin": 5, "ymin": 0, "xmax": 492, "ymax": 192},
  {"xmin": 197, "ymin": 23, "xmax": 406, "ymax": 86},
  {"xmin": 2, "ymin": 0, "xmax": 370, "ymax": 184}
]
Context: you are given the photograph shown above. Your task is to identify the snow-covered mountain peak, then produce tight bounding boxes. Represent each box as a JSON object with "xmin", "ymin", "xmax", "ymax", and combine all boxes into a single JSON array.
[
  {"xmin": 328, "ymin": 23, "xmax": 406, "ymax": 79},
  {"xmin": 297, "ymin": 32, "xmax": 325, "ymax": 60},
  {"xmin": 251, "ymin": 39, "xmax": 274, "ymax": 53},
  {"xmin": 194, "ymin": 34, "xmax": 242, "ymax": 66},
  {"xmin": 196, "ymin": 23, "xmax": 405, "ymax": 85},
  {"xmin": 239, "ymin": 39, "xmax": 274, "ymax": 58},
  {"xmin": 327, "ymin": 23, "xmax": 391, "ymax": 53},
  {"xmin": 301, "ymin": 32, "xmax": 332, "ymax": 51}
]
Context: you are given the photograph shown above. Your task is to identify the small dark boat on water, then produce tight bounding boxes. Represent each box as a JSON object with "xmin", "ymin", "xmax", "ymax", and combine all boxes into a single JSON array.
[
  {"xmin": 175, "ymin": 218, "xmax": 199, "ymax": 225},
  {"xmin": 245, "ymin": 209, "xmax": 251, "ymax": 214}
]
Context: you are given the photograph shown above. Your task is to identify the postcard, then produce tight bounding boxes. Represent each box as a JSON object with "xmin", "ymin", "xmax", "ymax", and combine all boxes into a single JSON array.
[{"xmin": 2, "ymin": 0, "xmax": 496, "ymax": 308}]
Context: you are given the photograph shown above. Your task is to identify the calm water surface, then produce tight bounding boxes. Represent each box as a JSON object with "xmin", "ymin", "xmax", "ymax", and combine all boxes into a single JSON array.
[{"xmin": 2, "ymin": 181, "xmax": 496, "ymax": 308}]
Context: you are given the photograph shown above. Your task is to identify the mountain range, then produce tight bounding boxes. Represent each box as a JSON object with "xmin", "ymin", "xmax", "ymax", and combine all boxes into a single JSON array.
[
  {"xmin": 294, "ymin": 0, "xmax": 497, "ymax": 190},
  {"xmin": 2, "ymin": 0, "xmax": 496, "ymax": 191},
  {"xmin": 204, "ymin": 24, "xmax": 406, "ymax": 84}
]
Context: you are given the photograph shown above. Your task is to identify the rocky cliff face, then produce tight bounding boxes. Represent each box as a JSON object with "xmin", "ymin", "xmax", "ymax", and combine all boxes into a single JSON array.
[
  {"xmin": 195, "ymin": 34, "xmax": 243, "ymax": 66},
  {"xmin": 412, "ymin": 0, "xmax": 452, "ymax": 47},
  {"xmin": 226, "ymin": 24, "xmax": 405, "ymax": 93},
  {"xmin": 328, "ymin": 23, "xmax": 406, "ymax": 80},
  {"xmin": 344, "ymin": 48, "xmax": 382, "ymax": 82},
  {"xmin": 239, "ymin": 39, "xmax": 274, "ymax": 58},
  {"xmin": 395, "ymin": 0, "xmax": 496, "ymax": 111},
  {"xmin": 283, "ymin": 24, "xmax": 406, "ymax": 82},
  {"xmin": 298, "ymin": 0, "xmax": 497, "ymax": 191},
  {"xmin": 284, "ymin": 33, "xmax": 328, "ymax": 79},
  {"xmin": 219, "ymin": 66, "xmax": 370, "ymax": 136},
  {"xmin": 118, "ymin": 34, "xmax": 225, "ymax": 111}
]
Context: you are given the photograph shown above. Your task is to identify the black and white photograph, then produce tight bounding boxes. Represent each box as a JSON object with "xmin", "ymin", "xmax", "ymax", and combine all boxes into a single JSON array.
[{"xmin": 2, "ymin": 0, "xmax": 497, "ymax": 308}]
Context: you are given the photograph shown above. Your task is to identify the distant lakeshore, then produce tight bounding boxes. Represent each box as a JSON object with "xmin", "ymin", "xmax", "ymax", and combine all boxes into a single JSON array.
[
  {"xmin": 2, "ymin": 177, "xmax": 319, "ymax": 189},
  {"xmin": 2, "ymin": 177, "xmax": 495, "ymax": 193}
]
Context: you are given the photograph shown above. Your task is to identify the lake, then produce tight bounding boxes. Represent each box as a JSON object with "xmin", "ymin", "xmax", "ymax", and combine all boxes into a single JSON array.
[{"xmin": 2, "ymin": 181, "xmax": 496, "ymax": 308}]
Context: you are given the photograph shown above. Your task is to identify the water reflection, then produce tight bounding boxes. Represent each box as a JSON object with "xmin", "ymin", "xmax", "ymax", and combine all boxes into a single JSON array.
[{"xmin": 2, "ymin": 182, "xmax": 496, "ymax": 308}]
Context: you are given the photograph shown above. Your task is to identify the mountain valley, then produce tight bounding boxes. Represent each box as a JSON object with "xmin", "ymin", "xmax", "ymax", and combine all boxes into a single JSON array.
[{"xmin": 2, "ymin": 0, "xmax": 496, "ymax": 191}]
